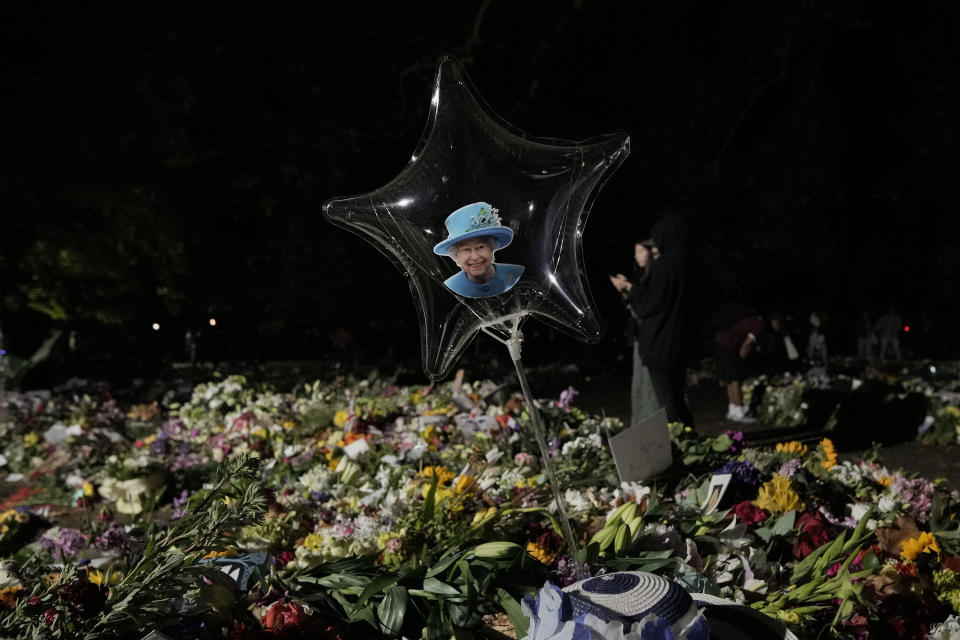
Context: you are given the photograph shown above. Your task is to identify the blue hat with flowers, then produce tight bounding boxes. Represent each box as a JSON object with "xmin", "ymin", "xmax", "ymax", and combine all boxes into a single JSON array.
[{"xmin": 432, "ymin": 202, "xmax": 514, "ymax": 256}]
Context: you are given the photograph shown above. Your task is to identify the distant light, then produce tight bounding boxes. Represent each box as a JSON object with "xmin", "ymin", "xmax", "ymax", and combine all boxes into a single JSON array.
[
  {"xmin": 930, "ymin": 365, "xmax": 937, "ymax": 375},
  {"xmin": 0, "ymin": 349, "xmax": 6, "ymax": 356},
  {"xmin": 209, "ymin": 318, "xmax": 217, "ymax": 327},
  {"xmin": 396, "ymin": 197, "xmax": 413, "ymax": 208},
  {"xmin": 152, "ymin": 323, "xmax": 160, "ymax": 331},
  {"xmin": 903, "ymin": 325, "xmax": 911, "ymax": 333}
]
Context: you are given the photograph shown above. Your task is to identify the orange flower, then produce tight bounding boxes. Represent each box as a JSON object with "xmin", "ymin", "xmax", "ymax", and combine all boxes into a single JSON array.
[{"xmin": 526, "ymin": 541, "xmax": 559, "ymax": 565}]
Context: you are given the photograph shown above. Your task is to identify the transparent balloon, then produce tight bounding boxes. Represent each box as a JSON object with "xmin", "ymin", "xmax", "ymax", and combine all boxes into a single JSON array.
[
  {"xmin": 324, "ymin": 56, "xmax": 629, "ymax": 379},
  {"xmin": 324, "ymin": 56, "xmax": 629, "ymax": 578}
]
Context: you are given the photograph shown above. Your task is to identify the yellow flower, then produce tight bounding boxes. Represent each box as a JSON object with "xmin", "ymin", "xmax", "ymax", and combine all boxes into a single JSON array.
[
  {"xmin": 419, "ymin": 466, "xmax": 455, "ymax": 485},
  {"xmin": 0, "ymin": 585, "xmax": 23, "ymax": 609},
  {"xmin": 282, "ymin": 420, "xmax": 295, "ymax": 429},
  {"xmin": 143, "ymin": 434, "xmax": 157, "ymax": 445},
  {"xmin": 251, "ymin": 427, "xmax": 268, "ymax": 439},
  {"xmin": 471, "ymin": 506, "xmax": 498, "ymax": 526},
  {"xmin": 202, "ymin": 547, "xmax": 238, "ymax": 559},
  {"xmin": 820, "ymin": 438, "xmax": 838, "ymax": 469},
  {"xmin": 303, "ymin": 533, "xmax": 325, "ymax": 552},
  {"xmin": 776, "ymin": 610, "xmax": 800, "ymax": 625},
  {"xmin": 901, "ymin": 532, "xmax": 940, "ymax": 561},
  {"xmin": 776, "ymin": 441, "xmax": 808, "ymax": 456},
  {"xmin": 454, "ymin": 475, "xmax": 477, "ymax": 494},
  {"xmin": 333, "ymin": 410, "xmax": 349, "ymax": 428},
  {"xmin": 328, "ymin": 457, "xmax": 341, "ymax": 470},
  {"xmin": 82, "ymin": 481, "xmax": 95, "ymax": 497},
  {"xmin": 0, "ymin": 510, "xmax": 27, "ymax": 525},
  {"xmin": 945, "ymin": 405, "xmax": 960, "ymax": 418},
  {"xmin": 422, "ymin": 424, "xmax": 437, "ymax": 442},
  {"xmin": 526, "ymin": 541, "xmax": 559, "ymax": 565},
  {"xmin": 876, "ymin": 474, "xmax": 894, "ymax": 487},
  {"xmin": 87, "ymin": 570, "xmax": 120, "ymax": 586},
  {"xmin": 754, "ymin": 474, "xmax": 803, "ymax": 513},
  {"xmin": 23, "ymin": 432, "xmax": 39, "ymax": 448},
  {"xmin": 410, "ymin": 391, "xmax": 422, "ymax": 405},
  {"xmin": 422, "ymin": 484, "xmax": 456, "ymax": 506}
]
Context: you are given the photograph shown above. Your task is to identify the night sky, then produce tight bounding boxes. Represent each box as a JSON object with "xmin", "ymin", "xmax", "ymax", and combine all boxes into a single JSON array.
[{"xmin": 3, "ymin": 1, "xmax": 959, "ymax": 377}]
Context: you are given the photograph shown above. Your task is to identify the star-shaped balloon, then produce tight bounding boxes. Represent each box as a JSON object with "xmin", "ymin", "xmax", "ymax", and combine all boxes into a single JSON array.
[{"xmin": 324, "ymin": 57, "xmax": 629, "ymax": 379}]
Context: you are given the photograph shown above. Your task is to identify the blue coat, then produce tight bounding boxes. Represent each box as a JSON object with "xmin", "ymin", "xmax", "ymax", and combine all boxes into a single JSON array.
[{"xmin": 444, "ymin": 263, "xmax": 524, "ymax": 298}]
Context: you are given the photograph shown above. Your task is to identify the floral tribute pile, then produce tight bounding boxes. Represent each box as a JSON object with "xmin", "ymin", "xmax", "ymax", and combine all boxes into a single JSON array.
[
  {"xmin": 739, "ymin": 359, "xmax": 960, "ymax": 440},
  {"xmin": 1, "ymin": 373, "xmax": 960, "ymax": 638}
]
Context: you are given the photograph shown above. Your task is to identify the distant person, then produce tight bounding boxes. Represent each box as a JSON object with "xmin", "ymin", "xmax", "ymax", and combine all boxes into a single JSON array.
[
  {"xmin": 610, "ymin": 238, "xmax": 660, "ymax": 426},
  {"xmin": 876, "ymin": 307, "xmax": 902, "ymax": 361},
  {"xmin": 807, "ymin": 310, "xmax": 828, "ymax": 375},
  {"xmin": 856, "ymin": 312, "xmax": 878, "ymax": 360},
  {"xmin": 712, "ymin": 303, "xmax": 764, "ymax": 423},
  {"xmin": 633, "ymin": 214, "xmax": 697, "ymax": 427},
  {"xmin": 755, "ymin": 312, "xmax": 797, "ymax": 374},
  {"xmin": 433, "ymin": 202, "xmax": 524, "ymax": 298}
]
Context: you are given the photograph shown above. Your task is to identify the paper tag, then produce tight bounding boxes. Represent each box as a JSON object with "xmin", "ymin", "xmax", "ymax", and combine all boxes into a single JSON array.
[
  {"xmin": 607, "ymin": 408, "xmax": 672, "ymax": 482},
  {"xmin": 343, "ymin": 438, "xmax": 369, "ymax": 459},
  {"xmin": 454, "ymin": 413, "xmax": 498, "ymax": 438},
  {"xmin": 701, "ymin": 473, "xmax": 733, "ymax": 515},
  {"xmin": 451, "ymin": 392, "xmax": 475, "ymax": 412},
  {"xmin": 419, "ymin": 414, "xmax": 447, "ymax": 430}
]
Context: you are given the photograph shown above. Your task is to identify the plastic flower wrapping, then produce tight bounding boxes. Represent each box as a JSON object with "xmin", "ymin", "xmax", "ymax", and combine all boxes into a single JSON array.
[{"xmin": 0, "ymin": 366, "xmax": 959, "ymax": 638}]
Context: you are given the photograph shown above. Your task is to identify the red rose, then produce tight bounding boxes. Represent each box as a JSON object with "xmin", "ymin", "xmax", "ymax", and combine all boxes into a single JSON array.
[
  {"xmin": 793, "ymin": 509, "xmax": 832, "ymax": 560},
  {"xmin": 262, "ymin": 600, "xmax": 308, "ymax": 632},
  {"xmin": 732, "ymin": 500, "xmax": 768, "ymax": 526}
]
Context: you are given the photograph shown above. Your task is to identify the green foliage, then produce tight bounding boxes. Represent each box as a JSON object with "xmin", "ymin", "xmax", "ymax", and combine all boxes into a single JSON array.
[{"xmin": 0, "ymin": 454, "xmax": 267, "ymax": 639}]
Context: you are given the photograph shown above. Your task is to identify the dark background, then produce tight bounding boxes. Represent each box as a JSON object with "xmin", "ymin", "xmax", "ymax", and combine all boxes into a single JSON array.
[{"xmin": 2, "ymin": 1, "xmax": 959, "ymax": 384}]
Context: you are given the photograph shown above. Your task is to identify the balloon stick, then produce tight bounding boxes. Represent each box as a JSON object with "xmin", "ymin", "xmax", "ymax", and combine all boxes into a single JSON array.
[{"xmin": 481, "ymin": 314, "xmax": 585, "ymax": 579}]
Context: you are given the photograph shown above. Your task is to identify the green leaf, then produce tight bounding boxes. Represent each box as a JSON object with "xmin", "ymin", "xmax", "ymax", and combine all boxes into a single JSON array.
[
  {"xmin": 423, "ymin": 576, "xmax": 460, "ymax": 596},
  {"xmin": 425, "ymin": 607, "xmax": 449, "ymax": 640},
  {"xmin": 754, "ymin": 526, "xmax": 773, "ymax": 543},
  {"xmin": 377, "ymin": 585, "xmax": 407, "ymax": 635},
  {"xmin": 426, "ymin": 549, "xmax": 461, "ymax": 579},
  {"xmin": 772, "ymin": 510, "xmax": 796, "ymax": 537},
  {"xmin": 355, "ymin": 574, "xmax": 400, "ymax": 609},
  {"xmin": 423, "ymin": 476, "xmax": 439, "ymax": 522},
  {"xmin": 332, "ymin": 591, "xmax": 377, "ymax": 628},
  {"xmin": 494, "ymin": 588, "xmax": 529, "ymax": 638}
]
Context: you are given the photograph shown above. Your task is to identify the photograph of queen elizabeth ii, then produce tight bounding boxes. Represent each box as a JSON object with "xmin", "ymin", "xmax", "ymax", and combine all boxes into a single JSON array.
[{"xmin": 432, "ymin": 202, "xmax": 525, "ymax": 298}]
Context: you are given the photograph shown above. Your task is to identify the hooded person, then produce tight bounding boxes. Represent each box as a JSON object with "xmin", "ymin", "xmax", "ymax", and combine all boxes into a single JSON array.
[{"xmin": 633, "ymin": 213, "xmax": 698, "ymax": 427}]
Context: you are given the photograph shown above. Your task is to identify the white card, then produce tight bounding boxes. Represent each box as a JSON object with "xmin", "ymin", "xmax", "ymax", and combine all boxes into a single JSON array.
[
  {"xmin": 701, "ymin": 473, "xmax": 733, "ymax": 515},
  {"xmin": 608, "ymin": 408, "xmax": 672, "ymax": 482},
  {"xmin": 454, "ymin": 413, "xmax": 498, "ymax": 438}
]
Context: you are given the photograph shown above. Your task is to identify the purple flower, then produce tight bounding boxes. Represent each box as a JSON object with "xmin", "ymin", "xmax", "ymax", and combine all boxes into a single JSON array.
[
  {"xmin": 93, "ymin": 523, "xmax": 133, "ymax": 553},
  {"xmin": 556, "ymin": 387, "xmax": 579, "ymax": 412},
  {"xmin": 718, "ymin": 460, "xmax": 763, "ymax": 487},
  {"xmin": 39, "ymin": 527, "xmax": 89, "ymax": 561},
  {"xmin": 171, "ymin": 490, "xmax": 190, "ymax": 519},
  {"xmin": 778, "ymin": 458, "xmax": 802, "ymax": 478},
  {"xmin": 724, "ymin": 430, "xmax": 745, "ymax": 453},
  {"xmin": 549, "ymin": 437, "xmax": 561, "ymax": 458},
  {"xmin": 553, "ymin": 556, "xmax": 591, "ymax": 587},
  {"xmin": 891, "ymin": 475, "xmax": 935, "ymax": 522}
]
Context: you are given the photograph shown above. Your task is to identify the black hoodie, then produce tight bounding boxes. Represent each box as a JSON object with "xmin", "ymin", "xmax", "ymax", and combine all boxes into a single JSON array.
[{"xmin": 632, "ymin": 214, "xmax": 698, "ymax": 369}]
